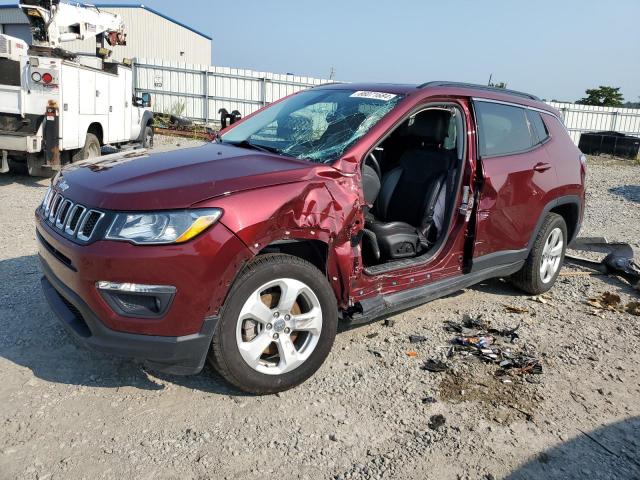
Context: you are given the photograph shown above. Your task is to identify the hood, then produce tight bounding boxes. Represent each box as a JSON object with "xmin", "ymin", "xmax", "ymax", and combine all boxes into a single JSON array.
[{"xmin": 55, "ymin": 143, "xmax": 316, "ymax": 210}]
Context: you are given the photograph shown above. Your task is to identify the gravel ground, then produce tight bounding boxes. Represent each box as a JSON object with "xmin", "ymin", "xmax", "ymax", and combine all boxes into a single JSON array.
[{"xmin": 0, "ymin": 150, "xmax": 639, "ymax": 480}]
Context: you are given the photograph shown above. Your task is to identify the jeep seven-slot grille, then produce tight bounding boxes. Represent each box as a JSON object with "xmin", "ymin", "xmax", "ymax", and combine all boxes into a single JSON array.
[{"xmin": 42, "ymin": 191, "xmax": 104, "ymax": 242}]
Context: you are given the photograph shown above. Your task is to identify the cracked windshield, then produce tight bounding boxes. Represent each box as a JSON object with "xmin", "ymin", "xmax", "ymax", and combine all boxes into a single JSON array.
[{"xmin": 220, "ymin": 89, "xmax": 403, "ymax": 163}]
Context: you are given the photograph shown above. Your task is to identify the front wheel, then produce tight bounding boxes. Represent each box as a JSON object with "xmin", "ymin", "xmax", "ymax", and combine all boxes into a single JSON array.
[
  {"xmin": 209, "ymin": 254, "xmax": 338, "ymax": 394},
  {"xmin": 511, "ymin": 213, "xmax": 567, "ymax": 294},
  {"xmin": 142, "ymin": 125, "xmax": 154, "ymax": 149}
]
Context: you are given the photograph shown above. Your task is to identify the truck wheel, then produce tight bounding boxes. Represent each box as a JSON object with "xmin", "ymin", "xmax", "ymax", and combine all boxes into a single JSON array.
[
  {"xmin": 72, "ymin": 133, "xmax": 101, "ymax": 162},
  {"xmin": 27, "ymin": 154, "xmax": 51, "ymax": 177},
  {"xmin": 511, "ymin": 213, "xmax": 567, "ymax": 295},
  {"xmin": 142, "ymin": 126, "xmax": 154, "ymax": 149},
  {"xmin": 209, "ymin": 254, "xmax": 338, "ymax": 394}
]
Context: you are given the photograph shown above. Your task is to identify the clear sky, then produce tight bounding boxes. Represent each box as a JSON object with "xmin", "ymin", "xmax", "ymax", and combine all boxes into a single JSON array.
[{"xmin": 3, "ymin": 0, "xmax": 639, "ymax": 102}]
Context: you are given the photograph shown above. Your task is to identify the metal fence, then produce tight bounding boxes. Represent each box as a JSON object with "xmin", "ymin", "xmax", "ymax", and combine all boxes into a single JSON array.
[
  {"xmin": 546, "ymin": 102, "xmax": 640, "ymax": 145},
  {"xmin": 133, "ymin": 58, "xmax": 330, "ymax": 125},
  {"xmin": 133, "ymin": 60, "xmax": 640, "ymax": 145}
]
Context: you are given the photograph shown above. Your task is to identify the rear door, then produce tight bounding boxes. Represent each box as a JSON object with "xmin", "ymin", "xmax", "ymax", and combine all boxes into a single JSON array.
[{"xmin": 471, "ymin": 99, "xmax": 557, "ymax": 266}]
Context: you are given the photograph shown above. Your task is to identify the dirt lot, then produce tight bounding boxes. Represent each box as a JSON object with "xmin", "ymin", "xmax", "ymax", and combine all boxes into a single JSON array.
[{"xmin": 0, "ymin": 147, "xmax": 639, "ymax": 480}]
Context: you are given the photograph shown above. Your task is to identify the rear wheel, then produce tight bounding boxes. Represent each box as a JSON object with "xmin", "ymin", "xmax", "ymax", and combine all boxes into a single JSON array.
[
  {"xmin": 72, "ymin": 133, "xmax": 101, "ymax": 162},
  {"xmin": 27, "ymin": 153, "xmax": 52, "ymax": 177},
  {"xmin": 511, "ymin": 213, "xmax": 567, "ymax": 294},
  {"xmin": 209, "ymin": 254, "xmax": 338, "ymax": 394}
]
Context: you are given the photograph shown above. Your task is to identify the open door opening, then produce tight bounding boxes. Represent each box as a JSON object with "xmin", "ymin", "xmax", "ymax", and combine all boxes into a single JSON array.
[{"xmin": 359, "ymin": 105, "xmax": 466, "ymax": 273}]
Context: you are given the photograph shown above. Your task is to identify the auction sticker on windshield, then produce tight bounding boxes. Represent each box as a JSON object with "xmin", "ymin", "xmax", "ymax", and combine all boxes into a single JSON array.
[{"xmin": 350, "ymin": 91, "xmax": 397, "ymax": 101}]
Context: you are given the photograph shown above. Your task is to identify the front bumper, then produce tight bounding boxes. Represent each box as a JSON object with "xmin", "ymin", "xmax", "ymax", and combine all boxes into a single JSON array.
[{"xmin": 41, "ymin": 259, "xmax": 216, "ymax": 374}]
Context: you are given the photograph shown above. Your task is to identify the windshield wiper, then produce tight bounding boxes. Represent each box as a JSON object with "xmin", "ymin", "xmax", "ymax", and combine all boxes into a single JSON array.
[{"xmin": 224, "ymin": 139, "xmax": 282, "ymax": 155}]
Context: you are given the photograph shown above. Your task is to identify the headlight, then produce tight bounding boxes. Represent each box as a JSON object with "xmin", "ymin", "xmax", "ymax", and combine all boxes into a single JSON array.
[{"xmin": 105, "ymin": 209, "xmax": 222, "ymax": 244}]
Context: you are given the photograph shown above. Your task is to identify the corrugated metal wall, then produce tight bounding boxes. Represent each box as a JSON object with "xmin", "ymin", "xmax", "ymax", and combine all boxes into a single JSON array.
[
  {"xmin": 546, "ymin": 102, "xmax": 640, "ymax": 145},
  {"xmin": 0, "ymin": 7, "xmax": 27, "ymax": 23},
  {"xmin": 0, "ymin": 6, "xmax": 211, "ymax": 65},
  {"xmin": 134, "ymin": 59, "xmax": 330, "ymax": 124}
]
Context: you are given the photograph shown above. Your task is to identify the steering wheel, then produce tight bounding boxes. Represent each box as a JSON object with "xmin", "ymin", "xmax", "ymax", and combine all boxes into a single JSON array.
[{"xmin": 364, "ymin": 151, "xmax": 382, "ymax": 180}]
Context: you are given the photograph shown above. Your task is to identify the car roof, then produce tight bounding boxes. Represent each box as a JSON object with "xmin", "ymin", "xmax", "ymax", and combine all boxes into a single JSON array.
[{"xmin": 314, "ymin": 81, "xmax": 558, "ymax": 116}]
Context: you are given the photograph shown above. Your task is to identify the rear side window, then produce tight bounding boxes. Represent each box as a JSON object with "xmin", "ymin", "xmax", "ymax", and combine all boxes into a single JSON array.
[
  {"xmin": 475, "ymin": 102, "xmax": 535, "ymax": 156},
  {"xmin": 526, "ymin": 110, "xmax": 550, "ymax": 144}
]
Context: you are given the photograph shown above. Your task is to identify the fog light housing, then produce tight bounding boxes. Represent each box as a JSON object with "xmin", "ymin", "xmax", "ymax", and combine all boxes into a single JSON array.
[{"xmin": 96, "ymin": 281, "xmax": 176, "ymax": 318}]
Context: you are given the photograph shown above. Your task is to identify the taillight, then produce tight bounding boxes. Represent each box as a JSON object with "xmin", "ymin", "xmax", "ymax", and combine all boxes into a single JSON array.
[
  {"xmin": 579, "ymin": 153, "xmax": 587, "ymax": 182},
  {"xmin": 42, "ymin": 72, "xmax": 53, "ymax": 84}
]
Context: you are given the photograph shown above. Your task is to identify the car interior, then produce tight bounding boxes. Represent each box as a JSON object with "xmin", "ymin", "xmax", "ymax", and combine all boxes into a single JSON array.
[{"xmin": 360, "ymin": 106, "xmax": 465, "ymax": 268}]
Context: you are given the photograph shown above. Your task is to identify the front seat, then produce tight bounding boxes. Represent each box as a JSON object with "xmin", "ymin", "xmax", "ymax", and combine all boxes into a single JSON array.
[{"xmin": 366, "ymin": 110, "xmax": 454, "ymax": 261}]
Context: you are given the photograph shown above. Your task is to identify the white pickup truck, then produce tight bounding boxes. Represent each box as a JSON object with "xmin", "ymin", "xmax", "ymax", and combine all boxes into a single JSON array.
[{"xmin": 0, "ymin": 33, "xmax": 153, "ymax": 177}]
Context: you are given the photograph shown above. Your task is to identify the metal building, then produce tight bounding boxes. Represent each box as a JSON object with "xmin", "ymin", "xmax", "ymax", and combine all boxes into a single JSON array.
[{"xmin": 0, "ymin": 3, "xmax": 212, "ymax": 65}]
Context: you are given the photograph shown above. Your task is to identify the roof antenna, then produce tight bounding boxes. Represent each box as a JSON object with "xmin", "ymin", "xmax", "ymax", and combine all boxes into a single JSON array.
[
  {"xmin": 487, "ymin": 73, "xmax": 493, "ymax": 86},
  {"xmin": 329, "ymin": 67, "xmax": 336, "ymax": 81}
]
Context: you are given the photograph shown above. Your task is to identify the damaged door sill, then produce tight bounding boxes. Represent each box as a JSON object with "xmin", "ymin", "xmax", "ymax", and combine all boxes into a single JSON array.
[{"xmin": 346, "ymin": 260, "xmax": 524, "ymax": 326}]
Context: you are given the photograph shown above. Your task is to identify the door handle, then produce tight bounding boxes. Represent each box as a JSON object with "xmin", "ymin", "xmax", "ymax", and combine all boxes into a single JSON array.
[{"xmin": 533, "ymin": 162, "xmax": 551, "ymax": 172}]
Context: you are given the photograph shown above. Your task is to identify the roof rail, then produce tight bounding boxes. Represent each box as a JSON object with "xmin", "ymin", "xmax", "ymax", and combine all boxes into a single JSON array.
[{"xmin": 418, "ymin": 81, "xmax": 540, "ymax": 101}]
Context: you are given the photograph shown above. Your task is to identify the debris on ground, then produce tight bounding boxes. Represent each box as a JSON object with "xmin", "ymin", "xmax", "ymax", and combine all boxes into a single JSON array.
[
  {"xmin": 504, "ymin": 305, "xmax": 529, "ymax": 314},
  {"xmin": 585, "ymin": 292, "xmax": 639, "ymax": 316},
  {"xmin": 366, "ymin": 332, "xmax": 379, "ymax": 339},
  {"xmin": 421, "ymin": 359, "xmax": 450, "ymax": 372},
  {"xmin": 566, "ymin": 237, "xmax": 640, "ymax": 290},
  {"xmin": 368, "ymin": 349, "xmax": 383, "ymax": 358},
  {"xmin": 441, "ymin": 314, "xmax": 541, "ymax": 379},
  {"xmin": 586, "ymin": 292, "xmax": 622, "ymax": 311},
  {"xmin": 428, "ymin": 414, "xmax": 446, "ymax": 430},
  {"xmin": 409, "ymin": 334, "xmax": 427, "ymax": 343},
  {"xmin": 530, "ymin": 294, "xmax": 552, "ymax": 304},
  {"xmin": 626, "ymin": 301, "xmax": 640, "ymax": 316},
  {"xmin": 406, "ymin": 351, "xmax": 418, "ymax": 357},
  {"xmin": 383, "ymin": 319, "xmax": 395, "ymax": 327},
  {"xmin": 421, "ymin": 396, "xmax": 437, "ymax": 404}
]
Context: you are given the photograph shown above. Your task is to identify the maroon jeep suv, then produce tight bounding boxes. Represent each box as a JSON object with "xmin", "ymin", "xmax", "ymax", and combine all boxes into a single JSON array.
[{"xmin": 36, "ymin": 82, "xmax": 586, "ymax": 393}]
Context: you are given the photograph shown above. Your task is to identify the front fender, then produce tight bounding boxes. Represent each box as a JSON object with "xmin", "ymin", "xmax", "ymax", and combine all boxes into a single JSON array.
[{"xmin": 197, "ymin": 179, "xmax": 359, "ymax": 307}]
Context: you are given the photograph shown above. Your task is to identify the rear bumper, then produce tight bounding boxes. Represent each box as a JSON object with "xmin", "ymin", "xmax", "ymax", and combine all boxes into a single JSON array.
[
  {"xmin": 40, "ymin": 258, "xmax": 217, "ymax": 375},
  {"xmin": 0, "ymin": 132, "xmax": 42, "ymax": 153}
]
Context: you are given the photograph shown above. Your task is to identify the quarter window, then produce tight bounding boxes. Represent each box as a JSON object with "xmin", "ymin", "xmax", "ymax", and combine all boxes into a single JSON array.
[
  {"xmin": 527, "ymin": 110, "xmax": 550, "ymax": 144},
  {"xmin": 476, "ymin": 102, "xmax": 535, "ymax": 156}
]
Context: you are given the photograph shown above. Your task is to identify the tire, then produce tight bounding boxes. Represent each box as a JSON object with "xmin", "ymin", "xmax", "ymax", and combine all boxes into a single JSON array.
[
  {"xmin": 27, "ymin": 153, "xmax": 52, "ymax": 177},
  {"xmin": 511, "ymin": 213, "xmax": 567, "ymax": 295},
  {"xmin": 72, "ymin": 133, "xmax": 101, "ymax": 162},
  {"xmin": 8, "ymin": 158, "xmax": 28, "ymax": 175},
  {"xmin": 209, "ymin": 254, "xmax": 338, "ymax": 394},
  {"xmin": 142, "ymin": 125, "xmax": 154, "ymax": 149}
]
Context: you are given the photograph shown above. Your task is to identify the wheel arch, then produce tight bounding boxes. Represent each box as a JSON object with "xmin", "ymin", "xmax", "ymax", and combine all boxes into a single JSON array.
[
  {"xmin": 87, "ymin": 122, "xmax": 104, "ymax": 145},
  {"xmin": 136, "ymin": 110, "xmax": 155, "ymax": 142},
  {"xmin": 527, "ymin": 195, "xmax": 582, "ymax": 252},
  {"xmin": 258, "ymin": 239, "xmax": 329, "ymax": 275}
]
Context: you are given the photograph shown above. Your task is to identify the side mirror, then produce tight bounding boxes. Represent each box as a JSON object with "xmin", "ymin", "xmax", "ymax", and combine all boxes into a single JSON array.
[{"xmin": 140, "ymin": 92, "xmax": 152, "ymax": 108}]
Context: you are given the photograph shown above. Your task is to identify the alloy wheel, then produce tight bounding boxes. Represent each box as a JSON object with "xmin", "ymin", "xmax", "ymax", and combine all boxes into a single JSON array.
[
  {"xmin": 540, "ymin": 227, "xmax": 563, "ymax": 283},
  {"xmin": 235, "ymin": 278, "xmax": 323, "ymax": 375}
]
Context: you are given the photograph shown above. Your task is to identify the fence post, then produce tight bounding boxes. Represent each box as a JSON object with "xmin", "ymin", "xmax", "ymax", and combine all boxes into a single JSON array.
[
  {"xmin": 610, "ymin": 111, "xmax": 618, "ymax": 131},
  {"xmin": 261, "ymin": 77, "xmax": 267, "ymax": 107},
  {"xmin": 203, "ymin": 68, "xmax": 209, "ymax": 125}
]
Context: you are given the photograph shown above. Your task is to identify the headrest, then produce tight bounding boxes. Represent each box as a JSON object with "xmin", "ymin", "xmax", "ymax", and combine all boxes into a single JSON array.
[{"xmin": 406, "ymin": 110, "xmax": 450, "ymax": 144}]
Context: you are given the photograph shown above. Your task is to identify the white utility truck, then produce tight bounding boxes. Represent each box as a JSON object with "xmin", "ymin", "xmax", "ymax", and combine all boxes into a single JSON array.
[{"xmin": 0, "ymin": 0, "xmax": 153, "ymax": 176}]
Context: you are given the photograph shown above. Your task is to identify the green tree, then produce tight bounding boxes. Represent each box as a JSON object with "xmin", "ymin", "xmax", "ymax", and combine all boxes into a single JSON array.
[{"xmin": 576, "ymin": 86, "xmax": 624, "ymax": 106}]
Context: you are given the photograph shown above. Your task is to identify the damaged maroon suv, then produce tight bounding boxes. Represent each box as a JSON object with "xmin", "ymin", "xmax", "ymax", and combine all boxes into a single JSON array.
[{"xmin": 37, "ymin": 82, "xmax": 586, "ymax": 393}]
